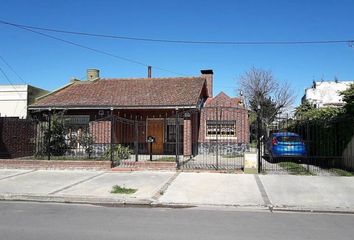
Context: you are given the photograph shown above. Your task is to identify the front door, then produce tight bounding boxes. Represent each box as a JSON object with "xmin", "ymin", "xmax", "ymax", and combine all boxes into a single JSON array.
[{"xmin": 147, "ymin": 119, "xmax": 164, "ymax": 154}]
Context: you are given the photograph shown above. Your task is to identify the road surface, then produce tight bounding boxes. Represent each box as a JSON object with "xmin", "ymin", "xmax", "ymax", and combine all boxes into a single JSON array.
[{"xmin": 0, "ymin": 201, "xmax": 353, "ymax": 240}]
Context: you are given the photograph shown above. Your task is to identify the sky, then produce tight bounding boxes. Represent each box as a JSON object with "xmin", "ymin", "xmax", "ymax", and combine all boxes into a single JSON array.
[{"xmin": 1, "ymin": 0, "xmax": 354, "ymax": 107}]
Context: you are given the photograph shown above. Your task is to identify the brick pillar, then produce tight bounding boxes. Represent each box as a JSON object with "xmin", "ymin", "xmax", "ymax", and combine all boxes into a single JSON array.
[
  {"xmin": 183, "ymin": 119, "xmax": 192, "ymax": 156},
  {"xmin": 90, "ymin": 120, "xmax": 111, "ymax": 144}
]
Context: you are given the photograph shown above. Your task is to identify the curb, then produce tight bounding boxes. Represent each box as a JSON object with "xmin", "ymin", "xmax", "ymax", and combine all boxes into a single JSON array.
[
  {"xmin": 1, "ymin": 194, "xmax": 354, "ymax": 214},
  {"xmin": 0, "ymin": 194, "xmax": 152, "ymax": 206}
]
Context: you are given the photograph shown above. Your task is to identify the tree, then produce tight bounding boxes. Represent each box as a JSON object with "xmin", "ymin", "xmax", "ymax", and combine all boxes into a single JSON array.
[
  {"xmin": 239, "ymin": 67, "xmax": 295, "ymax": 137},
  {"xmin": 340, "ymin": 83, "xmax": 354, "ymax": 116},
  {"xmin": 294, "ymin": 100, "xmax": 315, "ymax": 119},
  {"xmin": 39, "ymin": 112, "xmax": 68, "ymax": 157}
]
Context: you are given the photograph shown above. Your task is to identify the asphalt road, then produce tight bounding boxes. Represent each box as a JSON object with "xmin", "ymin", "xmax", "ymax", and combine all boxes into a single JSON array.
[{"xmin": 1, "ymin": 202, "xmax": 354, "ymax": 240}]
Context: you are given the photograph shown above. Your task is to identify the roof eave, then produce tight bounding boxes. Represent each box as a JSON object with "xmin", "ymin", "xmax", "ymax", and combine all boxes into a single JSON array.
[{"xmin": 28, "ymin": 104, "xmax": 198, "ymax": 111}]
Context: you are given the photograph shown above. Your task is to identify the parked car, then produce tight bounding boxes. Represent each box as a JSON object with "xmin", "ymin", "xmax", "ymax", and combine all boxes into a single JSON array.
[{"xmin": 265, "ymin": 132, "xmax": 307, "ymax": 160}]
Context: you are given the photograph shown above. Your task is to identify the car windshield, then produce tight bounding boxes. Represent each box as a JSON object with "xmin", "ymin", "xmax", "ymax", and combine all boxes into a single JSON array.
[{"xmin": 276, "ymin": 136, "xmax": 302, "ymax": 142}]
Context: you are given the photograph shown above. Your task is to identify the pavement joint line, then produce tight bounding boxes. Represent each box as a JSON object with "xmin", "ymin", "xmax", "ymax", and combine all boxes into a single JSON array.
[
  {"xmin": 254, "ymin": 174, "xmax": 272, "ymax": 208},
  {"xmin": 151, "ymin": 171, "xmax": 180, "ymax": 201},
  {"xmin": 48, "ymin": 172, "xmax": 106, "ymax": 195},
  {"xmin": 0, "ymin": 169, "xmax": 37, "ymax": 181}
]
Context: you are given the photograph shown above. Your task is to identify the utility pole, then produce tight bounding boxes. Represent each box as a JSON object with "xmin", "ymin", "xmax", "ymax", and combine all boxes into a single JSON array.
[{"xmin": 257, "ymin": 105, "xmax": 262, "ymax": 173}]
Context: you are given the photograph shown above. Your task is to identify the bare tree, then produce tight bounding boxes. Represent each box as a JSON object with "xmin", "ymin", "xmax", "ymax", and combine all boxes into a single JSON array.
[{"xmin": 239, "ymin": 67, "xmax": 295, "ymax": 136}]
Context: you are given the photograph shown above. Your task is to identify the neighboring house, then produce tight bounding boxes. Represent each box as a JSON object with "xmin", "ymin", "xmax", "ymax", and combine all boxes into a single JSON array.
[
  {"xmin": 28, "ymin": 69, "xmax": 249, "ymax": 157},
  {"xmin": 199, "ymin": 92, "xmax": 249, "ymax": 154},
  {"xmin": 302, "ymin": 80, "xmax": 354, "ymax": 108},
  {"xmin": 0, "ymin": 84, "xmax": 49, "ymax": 119}
]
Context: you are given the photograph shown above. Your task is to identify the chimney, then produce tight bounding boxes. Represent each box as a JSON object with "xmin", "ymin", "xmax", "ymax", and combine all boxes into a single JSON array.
[
  {"xmin": 148, "ymin": 66, "xmax": 152, "ymax": 78},
  {"xmin": 87, "ymin": 69, "xmax": 100, "ymax": 81},
  {"xmin": 201, "ymin": 69, "xmax": 213, "ymax": 97}
]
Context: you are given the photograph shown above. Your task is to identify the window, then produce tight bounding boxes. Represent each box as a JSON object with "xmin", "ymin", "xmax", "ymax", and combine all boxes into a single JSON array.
[
  {"xmin": 165, "ymin": 118, "xmax": 183, "ymax": 142},
  {"xmin": 206, "ymin": 120, "xmax": 236, "ymax": 138}
]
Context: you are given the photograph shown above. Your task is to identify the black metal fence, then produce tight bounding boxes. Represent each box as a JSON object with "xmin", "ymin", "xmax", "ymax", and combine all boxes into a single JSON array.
[
  {"xmin": 260, "ymin": 115, "xmax": 354, "ymax": 174},
  {"xmin": 1, "ymin": 106, "xmax": 250, "ymax": 172},
  {"xmin": 179, "ymin": 106, "xmax": 249, "ymax": 171}
]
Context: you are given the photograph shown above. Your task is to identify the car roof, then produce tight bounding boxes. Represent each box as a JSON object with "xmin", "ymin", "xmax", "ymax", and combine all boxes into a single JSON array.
[{"xmin": 271, "ymin": 132, "xmax": 300, "ymax": 137}]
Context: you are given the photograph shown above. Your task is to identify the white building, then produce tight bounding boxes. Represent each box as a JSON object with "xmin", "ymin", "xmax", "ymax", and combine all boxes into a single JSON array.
[
  {"xmin": 302, "ymin": 80, "xmax": 354, "ymax": 108},
  {"xmin": 0, "ymin": 85, "xmax": 48, "ymax": 118}
]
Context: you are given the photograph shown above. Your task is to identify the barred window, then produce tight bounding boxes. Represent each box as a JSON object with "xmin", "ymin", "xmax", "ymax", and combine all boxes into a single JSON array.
[{"xmin": 206, "ymin": 120, "xmax": 236, "ymax": 138}]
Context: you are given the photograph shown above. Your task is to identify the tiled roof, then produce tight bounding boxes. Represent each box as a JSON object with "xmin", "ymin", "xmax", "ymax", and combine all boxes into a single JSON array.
[
  {"xmin": 30, "ymin": 77, "xmax": 207, "ymax": 109},
  {"xmin": 205, "ymin": 91, "xmax": 242, "ymax": 107}
]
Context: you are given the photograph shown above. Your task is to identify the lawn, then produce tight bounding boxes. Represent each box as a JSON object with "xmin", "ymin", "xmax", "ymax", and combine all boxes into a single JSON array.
[
  {"xmin": 278, "ymin": 162, "xmax": 314, "ymax": 175},
  {"xmin": 329, "ymin": 168, "xmax": 354, "ymax": 176}
]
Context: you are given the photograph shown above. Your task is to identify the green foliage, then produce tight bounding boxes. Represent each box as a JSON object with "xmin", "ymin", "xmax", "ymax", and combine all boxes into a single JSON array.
[
  {"xmin": 154, "ymin": 156, "xmax": 176, "ymax": 162},
  {"xmin": 341, "ymin": 83, "xmax": 354, "ymax": 116},
  {"xmin": 294, "ymin": 100, "xmax": 315, "ymax": 119},
  {"xmin": 104, "ymin": 144, "xmax": 132, "ymax": 164},
  {"xmin": 250, "ymin": 95, "xmax": 277, "ymax": 122},
  {"xmin": 80, "ymin": 132, "xmax": 95, "ymax": 158},
  {"xmin": 37, "ymin": 113, "xmax": 67, "ymax": 157},
  {"xmin": 330, "ymin": 168, "xmax": 354, "ymax": 176},
  {"xmin": 295, "ymin": 103, "xmax": 343, "ymax": 121},
  {"xmin": 278, "ymin": 162, "xmax": 314, "ymax": 175},
  {"xmin": 289, "ymin": 87, "xmax": 354, "ymax": 162},
  {"xmin": 110, "ymin": 185, "xmax": 137, "ymax": 194}
]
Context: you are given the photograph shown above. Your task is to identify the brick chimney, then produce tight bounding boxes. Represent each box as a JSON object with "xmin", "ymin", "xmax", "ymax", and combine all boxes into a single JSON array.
[
  {"xmin": 87, "ymin": 69, "xmax": 100, "ymax": 81},
  {"xmin": 148, "ymin": 66, "xmax": 152, "ymax": 78},
  {"xmin": 201, "ymin": 69, "xmax": 213, "ymax": 97}
]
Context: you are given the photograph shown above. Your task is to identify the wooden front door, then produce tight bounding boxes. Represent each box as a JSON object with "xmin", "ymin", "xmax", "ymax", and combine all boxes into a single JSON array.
[{"xmin": 147, "ymin": 119, "xmax": 164, "ymax": 154}]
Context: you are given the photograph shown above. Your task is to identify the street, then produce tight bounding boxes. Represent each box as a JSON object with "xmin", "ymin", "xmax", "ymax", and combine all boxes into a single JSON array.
[{"xmin": 1, "ymin": 201, "xmax": 354, "ymax": 240}]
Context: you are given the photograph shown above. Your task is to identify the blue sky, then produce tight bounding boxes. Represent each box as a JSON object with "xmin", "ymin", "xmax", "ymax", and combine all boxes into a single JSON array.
[{"xmin": 1, "ymin": 0, "xmax": 354, "ymax": 106}]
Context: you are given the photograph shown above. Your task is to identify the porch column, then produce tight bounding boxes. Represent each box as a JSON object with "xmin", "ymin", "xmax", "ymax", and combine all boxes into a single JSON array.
[{"xmin": 183, "ymin": 118, "xmax": 192, "ymax": 156}]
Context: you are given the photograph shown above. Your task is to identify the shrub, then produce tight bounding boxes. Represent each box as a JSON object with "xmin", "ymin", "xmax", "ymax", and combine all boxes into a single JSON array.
[
  {"xmin": 80, "ymin": 132, "xmax": 95, "ymax": 158},
  {"xmin": 104, "ymin": 144, "xmax": 132, "ymax": 164}
]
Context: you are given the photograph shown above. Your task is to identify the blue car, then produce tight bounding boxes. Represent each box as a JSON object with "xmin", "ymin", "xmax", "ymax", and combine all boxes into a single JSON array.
[{"xmin": 266, "ymin": 132, "xmax": 307, "ymax": 160}]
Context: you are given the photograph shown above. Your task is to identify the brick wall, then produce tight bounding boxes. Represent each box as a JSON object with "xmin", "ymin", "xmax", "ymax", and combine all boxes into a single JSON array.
[
  {"xmin": 90, "ymin": 120, "xmax": 111, "ymax": 144},
  {"xmin": 0, "ymin": 118, "xmax": 36, "ymax": 158},
  {"xmin": 0, "ymin": 159, "xmax": 112, "ymax": 170},
  {"xmin": 198, "ymin": 107, "xmax": 249, "ymax": 144},
  {"xmin": 183, "ymin": 119, "xmax": 192, "ymax": 156}
]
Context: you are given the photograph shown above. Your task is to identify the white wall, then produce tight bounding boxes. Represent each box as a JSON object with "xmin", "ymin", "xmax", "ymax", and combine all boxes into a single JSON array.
[
  {"xmin": 0, "ymin": 85, "xmax": 28, "ymax": 118},
  {"xmin": 304, "ymin": 81, "xmax": 353, "ymax": 108}
]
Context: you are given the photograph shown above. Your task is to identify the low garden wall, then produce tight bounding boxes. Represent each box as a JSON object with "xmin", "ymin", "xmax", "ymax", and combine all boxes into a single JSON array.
[{"xmin": 0, "ymin": 159, "xmax": 112, "ymax": 170}]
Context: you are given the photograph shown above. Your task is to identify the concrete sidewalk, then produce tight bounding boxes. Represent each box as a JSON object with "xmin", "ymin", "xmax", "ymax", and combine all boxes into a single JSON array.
[{"xmin": 0, "ymin": 169, "xmax": 354, "ymax": 212}]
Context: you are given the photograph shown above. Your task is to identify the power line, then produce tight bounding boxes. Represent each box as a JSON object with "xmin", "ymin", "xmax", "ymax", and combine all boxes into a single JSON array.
[
  {"xmin": 1, "ymin": 19, "xmax": 353, "ymax": 46},
  {"xmin": 1, "ymin": 20, "xmax": 186, "ymax": 76},
  {"xmin": 0, "ymin": 54, "xmax": 28, "ymax": 85},
  {"xmin": 0, "ymin": 66, "xmax": 24, "ymax": 116}
]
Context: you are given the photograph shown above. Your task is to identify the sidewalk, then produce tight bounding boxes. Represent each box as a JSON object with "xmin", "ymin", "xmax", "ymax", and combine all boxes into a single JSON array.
[{"xmin": 1, "ymin": 169, "xmax": 354, "ymax": 213}]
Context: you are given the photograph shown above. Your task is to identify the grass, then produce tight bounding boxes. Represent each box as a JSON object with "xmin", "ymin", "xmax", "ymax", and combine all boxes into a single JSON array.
[
  {"xmin": 278, "ymin": 162, "xmax": 314, "ymax": 175},
  {"xmin": 222, "ymin": 154, "xmax": 244, "ymax": 158},
  {"xmin": 329, "ymin": 168, "xmax": 354, "ymax": 176},
  {"xmin": 154, "ymin": 156, "xmax": 176, "ymax": 162},
  {"xmin": 110, "ymin": 185, "xmax": 137, "ymax": 194}
]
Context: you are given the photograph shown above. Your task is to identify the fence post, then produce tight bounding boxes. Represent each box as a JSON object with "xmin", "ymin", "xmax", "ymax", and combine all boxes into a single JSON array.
[
  {"xmin": 175, "ymin": 109, "xmax": 180, "ymax": 169},
  {"xmin": 134, "ymin": 116, "xmax": 139, "ymax": 162},
  {"xmin": 47, "ymin": 109, "xmax": 51, "ymax": 161},
  {"xmin": 110, "ymin": 108, "xmax": 114, "ymax": 163},
  {"xmin": 216, "ymin": 107, "xmax": 219, "ymax": 170}
]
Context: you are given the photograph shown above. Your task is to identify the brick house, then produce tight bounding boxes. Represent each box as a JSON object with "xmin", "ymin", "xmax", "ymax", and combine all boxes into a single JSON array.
[{"xmin": 28, "ymin": 69, "xmax": 249, "ymax": 158}]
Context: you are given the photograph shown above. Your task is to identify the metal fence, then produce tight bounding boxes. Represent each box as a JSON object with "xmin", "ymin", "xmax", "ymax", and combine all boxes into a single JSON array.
[
  {"xmin": 260, "ymin": 115, "xmax": 354, "ymax": 174},
  {"xmin": 1, "ymin": 106, "xmax": 250, "ymax": 172},
  {"xmin": 180, "ymin": 106, "xmax": 249, "ymax": 171}
]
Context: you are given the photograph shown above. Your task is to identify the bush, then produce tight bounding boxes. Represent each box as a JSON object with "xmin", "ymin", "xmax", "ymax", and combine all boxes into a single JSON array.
[
  {"xmin": 80, "ymin": 132, "xmax": 94, "ymax": 158},
  {"xmin": 104, "ymin": 144, "xmax": 132, "ymax": 164},
  {"xmin": 36, "ymin": 113, "xmax": 68, "ymax": 157}
]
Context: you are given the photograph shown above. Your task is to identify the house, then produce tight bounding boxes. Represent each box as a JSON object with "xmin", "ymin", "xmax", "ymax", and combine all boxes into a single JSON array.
[
  {"xmin": 28, "ymin": 69, "xmax": 249, "ymax": 158},
  {"xmin": 302, "ymin": 80, "xmax": 354, "ymax": 108},
  {"xmin": 0, "ymin": 84, "xmax": 48, "ymax": 118}
]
